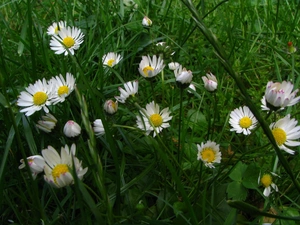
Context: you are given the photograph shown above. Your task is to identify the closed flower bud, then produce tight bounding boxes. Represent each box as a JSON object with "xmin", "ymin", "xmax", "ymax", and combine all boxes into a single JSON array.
[
  {"xmin": 202, "ymin": 72, "xmax": 218, "ymax": 92},
  {"xmin": 168, "ymin": 62, "xmax": 180, "ymax": 70},
  {"xmin": 36, "ymin": 113, "xmax": 57, "ymax": 133},
  {"xmin": 104, "ymin": 99, "xmax": 118, "ymax": 114},
  {"xmin": 19, "ymin": 155, "xmax": 45, "ymax": 179},
  {"xmin": 63, "ymin": 120, "xmax": 81, "ymax": 137},
  {"xmin": 142, "ymin": 16, "xmax": 152, "ymax": 27}
]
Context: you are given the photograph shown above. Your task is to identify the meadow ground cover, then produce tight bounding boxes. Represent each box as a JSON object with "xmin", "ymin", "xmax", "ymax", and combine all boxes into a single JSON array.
[{"xmin": 1, "ymin": 0, "xmax": 300, "ymax": 224}]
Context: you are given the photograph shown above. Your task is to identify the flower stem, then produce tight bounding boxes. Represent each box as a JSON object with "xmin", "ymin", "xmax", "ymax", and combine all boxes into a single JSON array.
[{"xmin": 178, "ymin": 88, "xmax": 184, "ymax": 165}]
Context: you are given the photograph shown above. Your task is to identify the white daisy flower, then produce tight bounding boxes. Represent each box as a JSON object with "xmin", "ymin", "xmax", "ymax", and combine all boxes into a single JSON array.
[
  {"xmin": 202, "ymin": 72, "xmax": 218, "ymax": 92},
  {"xmin": 138, "ymin": 55, "xmax": 164, "ymax": 78},
  {"xmin": 136, "ymin": 101, "xmax": 172, "ymax": 137},
  {"xmin": 197, "ymin": 140, "xmax": 221, "ymax": 168},
  {"xmin": 270, "ymin": 114, "xmax": 300, "ymax": 154},
  {"xmin": 115, "ymin": 80, "xmax": 138, "ymax": 103},
  {"xmin": 50, "ymin": 26, "xmax": 84, "ymax": 56},
  {"xmin": 93, "ymin": 119, "xmax": 105, "ymax": 137},
  {"xmin": 174, "ymin": 65, "xmax": 193, "ymax": 84},
  {"xmin": 104, "ymin": 99, "xmax": 118, "ymax": 114},
  {"xmin": 261, "ymin": 81, "xmax": 300, "ymax": 111},
  {"xmin": 229, "ymin": 106, "xmax": 258, "ymax": 135},
  {"xmin": 168, "ymin": 62, "xmax": 180, "ymax": 70},
  {"xmin": 17, "ymin": 78, "xmax": 53, "ymax": 116},
  {"xmin": 42, "ymin": 144, "xmax": 88, "ymax": 188},
  {"xmin": 49, "ymin": 73, "xmax": 76, "ymax": 104},
  {"xmin": 259, "ymin": 173, "xmax": 279, "ymax": 197},
  {"xmin": 47, "ymin": 21, "xmax": 67, "ymax": 36},
  {"xmin": 102, "ymin": 52, "xmax": 122, "ymax": 67},
  {"xmin": 18, "ymin": 155, "xmax": 45, "ymax": 179},
  {"xmin": 63, "ymin": 120, "xmax": 81, "ymax": 138},
  {"xmin": 142, "ymin": 16, "xmax": 152, "ymax": 27},
  {"xmin": 188, "ymin": 84, "xmax": 196, "ymax": 94},
  {"xmin": 36, "ymin": 113, "xmax": 57, "ymax": 133}
]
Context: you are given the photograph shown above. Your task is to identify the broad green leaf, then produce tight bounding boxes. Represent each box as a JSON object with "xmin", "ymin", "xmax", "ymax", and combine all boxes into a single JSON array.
[
  {"xmin": 242, "ymin": 163, "xmax": 260, "ymax": 189},
  {"xmin": 229, "ymin": 161, "xmax": 248, "ymax": 181},
  {"xmin": 227, "ymin": 181, "xmax": 247, "ymax": 201}
]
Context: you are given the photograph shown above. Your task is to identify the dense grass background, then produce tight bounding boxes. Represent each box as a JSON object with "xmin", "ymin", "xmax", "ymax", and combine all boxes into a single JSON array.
[{"xmin": 1, "ymin": 0, "xmax": 300, "ymax": 224}]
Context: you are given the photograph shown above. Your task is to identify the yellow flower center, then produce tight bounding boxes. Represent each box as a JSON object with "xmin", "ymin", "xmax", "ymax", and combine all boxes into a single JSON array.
[
  {"xmin": 58, "ymin": 85, "xmax": 69, "ymax": 96},
  {"xmin": 111, "ymin": 101, "xmax": 118, "ymax": 111},
  {"xmin": 150, "ymin": 114, "xmax": 163, "ymax": 127},
  {"xmin": 63, "ymin": 36, "xmax": 75, "ymax": 48},
  {"xmin": 107, "ymin": 59, "xmax": 115, "ymax": 67},
  {"xmin": 239, "ymin": 117, "xmax": 252, "ymax": 128},
  {"xmin": 33, "ymin": 92, "xmax": 48, "ymax": 105},
  {"xmin": 52, "ymin": 164, "xmax": 69, "ymax": 184},
  {"xmin": 143, "ymin": 66, "xmax": 154, "ymax": 77},
  {"xmin": 261, "ymin": 174, "xmax": 272, "ymax": 187},
  {"xmin": 272, "ymin": 128, "xmax": 287, "ymax": 146},
  {"xmin": 201, "ymin": 148, "xmax": 216, "ymax": 163}
]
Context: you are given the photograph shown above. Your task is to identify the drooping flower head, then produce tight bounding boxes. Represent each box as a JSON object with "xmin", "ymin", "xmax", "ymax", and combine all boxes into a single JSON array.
[
  {"xmin": 270, "ymin": 114, "xmax": 300, "ymax": 154},
  {"xmin": 19, "ymin": 155, "xmax": 45, "ymax": 179},
  {"xmin": 197, "ymin": 141, "xmax": 221, "ymax": 168},
  {"xmin": 42, "ymin": 144, "xmax": 88, "ymax": 188},
  {"xmin": 142, "ymin": 16, "xmax": 152, "ymax": 27},
  {"xmin": 174, "ymin": 65, "xmax": 193, "ymax": 87},
  {"xmin": 261, "ymin": 81, "xmax": 300, "ymax": 111},
  {"xmin": 136, "ymin": 101, "xmax": 172, "ymax": 137},
  {"xmin": 102, "ymin": 52, "xmax": 122, "ymax": 67},
  {"xmin": 104, "ymin": 99, "xmax": 118, "ymax": 114},
  {"xmin": 202, "ymin": 72, "xmax": 218, "ymax": 92},
  {"xmin": 138, "ymin": 55, "xmax": 164, "ymax": 78},
  {"xmin": 259, "ymin": 173, "xmax": 279, "ymax": 197},
  {"xmin": 115, "ymin": 80, "xmax": 139, "ymax": 103},
  {"xmin": 49, "ymin": 73, "xmax": 76, "ymax": 104},
  {"xmin": 17, "ymin": 78, "xmax": 53, "ymax": 116},
  {"xmin": 93, "ymin": 119, "xmax": 105, "ymax": 137},
  {"xmin": 47, "ymin": 21, "xmax": 67, "ymax": 36},
  {"xmin": 229, "ymin": 106, "xmax": 258, "ymax": 135},
  {"xmin": 63, "ymin": 120, "xmax": 81, "ymax": 138},
  {"xmin": 36, "ymin": 113, "xmax": 57, "ymax": 133},
  {"xmin": 50, "ymin": 26, "xmax": 84, "ymax": 56}
]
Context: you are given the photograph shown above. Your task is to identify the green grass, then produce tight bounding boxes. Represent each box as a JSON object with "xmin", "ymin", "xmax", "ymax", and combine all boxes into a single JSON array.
[{"xmin": 1, "ymin": 0, "xmax": 300, "ymax": 224}]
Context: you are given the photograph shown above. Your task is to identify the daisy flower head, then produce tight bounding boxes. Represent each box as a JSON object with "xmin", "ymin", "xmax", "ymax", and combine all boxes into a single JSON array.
[
  {"xmin": 49, "ymin": 73, "xmax": 76, "ymax": 104},
  {"xmin": 47, "ymin": 21, "xmax": 67, "ymax": 36},
  {"xmin": 42, "ymin": 144, "xmax": 88, "ymax": 188},
  {"xmin": 115, "ymin": 80, "xmax": 139, "ymax": 103},
  {"xmin": 168, "ymin": 62, "xmax": 180, "ymax": 71},
  {"xmin": 229, "ymin": 106, "xmax": 258, "ymax": 135},
  {"xmin": 50, "ymin": 26, "xmax": 84, "ymax": 56},
  {"xmin": 202, "ymin": 72, "xmax": 218, "ymax": 92},
  {"xmin": 174, "ymin": 65, "xmax": 193, "ymax": 87},
  {"xmin": 63, "ymin": 120, "xmax": 81, "ymax": 138},
  {"xmin": 102, "ymin": 52, "xmax": 122, "ymax": 67},
  {"xmin": 261, "ymin": 81, "xmax": 300, "ymax": 111},
  {"xmin": 188, "ymin": 83, "xmax": 196, "ymax": 94},
  {"xmin": 259, "ymin": 173, "xmax": 279, "ymax": 197},
  {"xmin": 17, "ymin": 78, "xmax": 53, "ymax": 116},
  {"xmin": 138, "ymin": 55, "xmax": 164, "ymax": 78},
  {"xmin": 36, "ymin": 113, "xmax": 57, "ymax": 133},
  {"xmin": 270, "ymin": 114, "xmax": 300, "ymax": 154},
  {"xmin": 142, "ymin": 16, "xmax": 152, "ymax": 27},
  {"xmin": 136, "ymin": 101, "xmax": 172, "ymax": 137},
  {"xmin": 104, "ymin": 99, "xmax": 118, "ymax": 114},
  {"xmin": 197, "ymin": 140, "xmax": 221, "ymax": 168},
  {"xmin": 93, "ymin": 119, "xmax": 105, "ymax": 137},
  {"xmin": 19, "ymin": 155, "xmax": 45, "ymax": 179}
]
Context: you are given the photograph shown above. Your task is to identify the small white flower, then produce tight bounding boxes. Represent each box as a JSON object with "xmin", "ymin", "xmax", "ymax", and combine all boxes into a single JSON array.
[
  {"xmin": 102, "ymin": 52, "xmax": 122, "ymax": 67},
  {"xmin": 50, "ymin": 26, "xmax": 84, "ymax": 56},
  {"xmin": 270, "ymin": 114, "xmax": 300, "ymax": 154},
  {"xmin": 229, "ymin": 106, "xmax": 258, "ymax": 135},
  {"xmin": 187, "ymin": 84, "xmax": 196, "ymax": 94},
  {"xmin": 19, "ymin": 155, "xmax": 45, "ymax": 179},
  {"xmin": 259, "ymin": 173, "xmax": 279, "ymax": 197},
  {"xmin": 93, "ymin": 119, "xmax": 105, "ymax": 137},
  {"xmin": 174, "ymin": 65, "xmax": 193, "ymax": 84},
  {"xmin": 136, "ymin": 101, "xmax": 172, "ymax": 137},
  {"xmin": 202, "ymin": 72, "xmax": 218, "ymax": 92},
  {"xmin": 168, "ymin": 62, "xmax": 180, "ymax": 70},
  {"xmin": 42, "ymin": 144, "xmax": 88, "ymax": 188},
  {"xmin": 49, "ymin": 73, "xmax": 76, "ymax": 104},
  {"xmin": 142, "ymin": 16, "xmax": 152, "ymax": 27},
  {"xmin": 104, "ymin": 99, "xmax": 118, "ymax": 114},
  {"xmin": 36, "ymin": 113, "xmax": 57, "ymax": 133},
  {"xmin": 115, "ymin": 80, "xmax": 138, "ymax": 103},
  {"xmin": 138, "ymin": 55, "xmax": 164, "ymax": 78},
  {"xmin": 17, "ymin": 78, "xmax": 54, "ymax": 116},
  {"xmin": 63, "ymin": 120, "xmax": 81, "ymax": 138},
  {"xmin": 47, "ymin": 21, "xmax": 67, "ymax": 36},
  {"xmin": 197, "ymin": 140, "xmax": 221, "ymax": 168}
]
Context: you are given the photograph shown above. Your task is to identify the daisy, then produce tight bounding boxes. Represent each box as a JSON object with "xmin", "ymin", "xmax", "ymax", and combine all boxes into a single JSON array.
[
  {"xmin": 142, "ymin": 16, "xmax": 152, "ymax": 27},
  {"xmin": 229, "ymin": 106, "xmax": 258, "ymax": 135},
  {"xmin": 17, "ymin": 78, "xmax": 53, "ymax": 116},
  {"xmin": 174, "ymin": 65, "xmax": 193, "ymax": 85},
  {"xmin": 136, "ymin": 101, "xmax": 172, "ymax": 137},
  {"xmin": 259, "ymin": 173, "xmax": 279, "ymax": 197},
  {"xmin": 138, "ymin": 55, "xmax": 164, "ymax": 78},
  {"xmin": 115, "ymin": 80, "xmax": 138, "ymax": 103},
  {"xmin": 270, "ymin": 114, "xmax": 300, "ymax": 154},
  {"xmin": 63, "ymin": 120, "xmax": 81, "ymax": 138},
  {"xmin": 102, "ymin": 52, "xmax": 122, "ymax": 67},
  {"xmin": 93, "ymin": 119, "xmax": 105, "ymax": 137},
  {"xmin": 47, "ymin": 21, "xmax": 67, "ymax": 36},
  {"xmin": 50, "ymin": 26, "xmax": 84, "ymax": 56},
  {"xmin": 42, "ymin": 144, "xmax": 88, "ymax": 188},
  {"xmin": 36, "ymin": 113, "xmax": 57, "ymax": 133},
  {"xmin": 49, "ymin": 73, "xmax": 76, "ymax": 104},
  {"xmin": 197, "ymin": 140, "xmax": 221, "ymax": 168},
  {"xmin": 104, "ymin": 99, "xmax": 118, "ymax": 114},
  {"xmin": 202, "ymin": 72, "xmax": 218, "ymax": 92},
  {"xmin": 19, "ymin": 155, "xmax": 45, "ymax": 179},
  {"xmin": 168, "ymin": 62, "xmax": 180, "ymax": 70},
  {"xmin": 261, "ymin": 81, "xmax": 300, "ymax": 111}
]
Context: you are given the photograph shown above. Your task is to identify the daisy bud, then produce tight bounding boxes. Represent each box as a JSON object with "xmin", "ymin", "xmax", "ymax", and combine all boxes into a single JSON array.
[
  {"xmin": 174, "ymin": 65, "xmax": 193, "ymax": 89},
  {"xmin": 202, "ymin": 72, "xmax": 218, "ymax": 92},
  {"xmin": 36, "ymin": 113, "xmax": 57, "ymax": 133},
  {"xmin": 63, "ymin": 120, "xmax": 81, "ymax": 138},
  {"xmin": 104, "ymin": 99, "xmax": 118, "ymax": 114},
  {"xmin": 19, "ymin": 155, "xmax": 45, "ymax": 179},
  {"xmin": 287, "ymin": 41, "xmax": 297, "ymax": 54},
  {"xmin": 168, "ymin": 62, "xmax": 180, "ymax": 71},
  {"xmin": 93, "ymin": 119, "xmax": 105, "ymax": 137},
  {"xmin": 142, "ymin": 16, "xmax": 152, "ymax": 27},
  {"xmin": 187, "ymin": 84, "xmax": 196, "ymax": 94}
]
